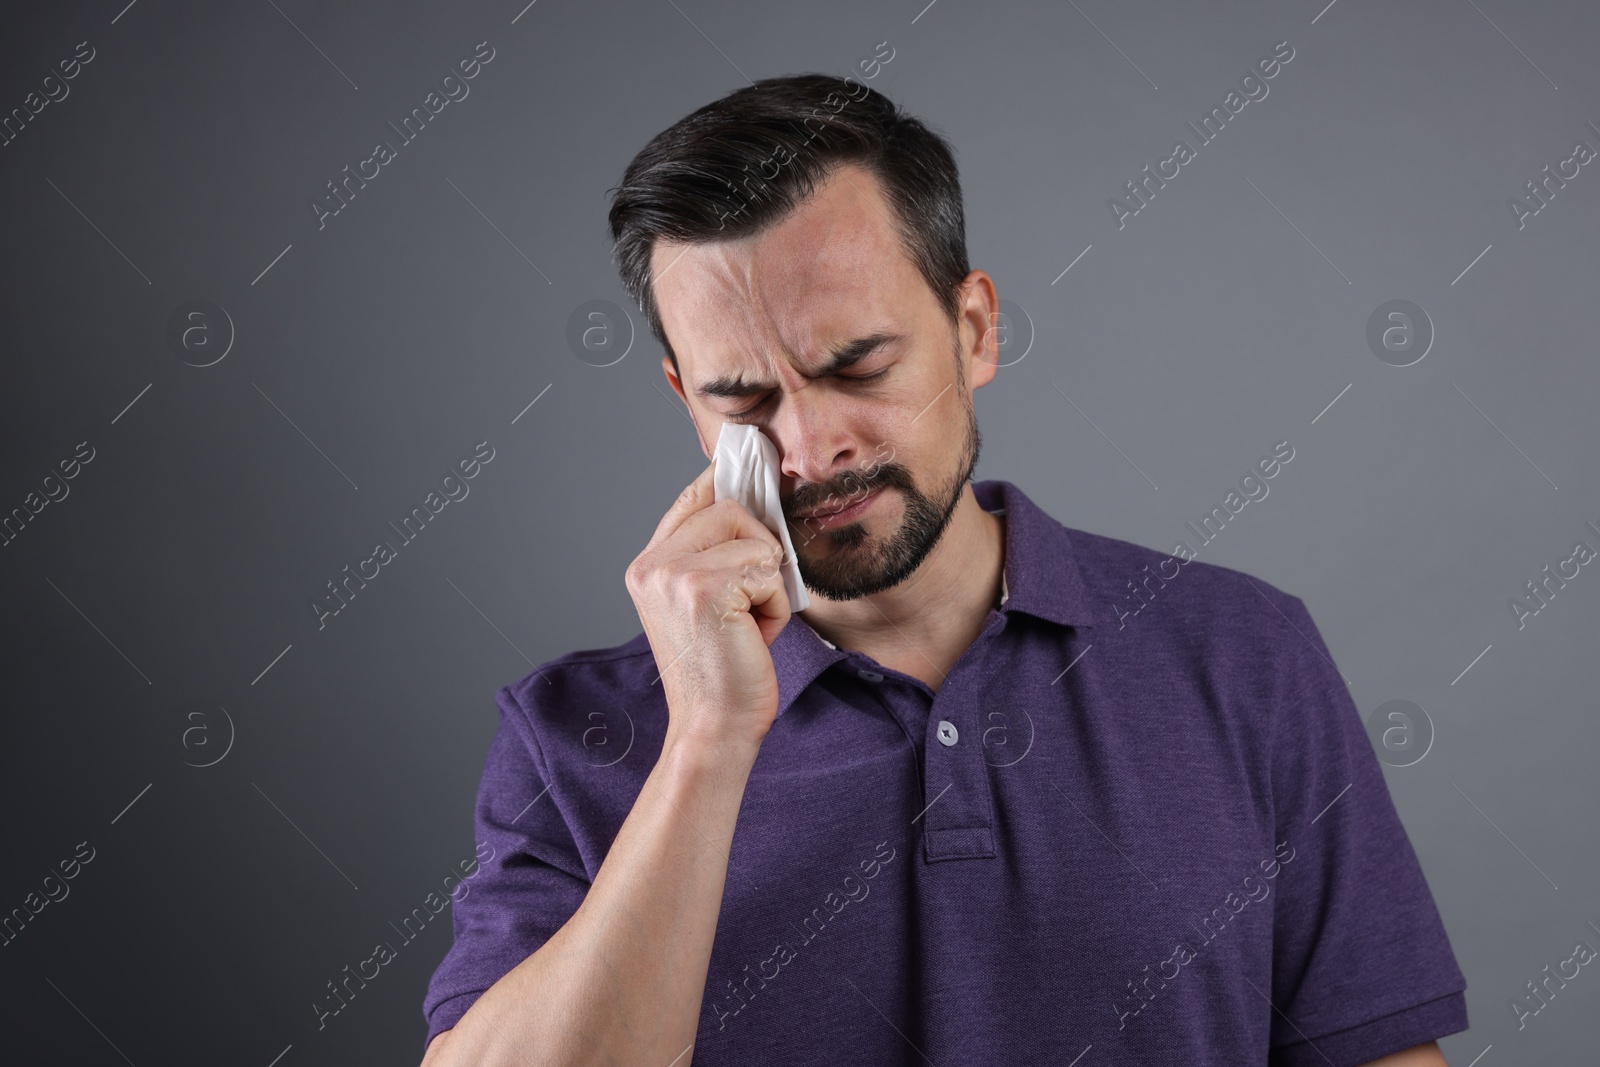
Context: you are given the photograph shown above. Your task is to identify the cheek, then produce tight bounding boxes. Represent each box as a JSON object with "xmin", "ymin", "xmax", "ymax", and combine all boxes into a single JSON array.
[
  {"xmin": 888, "ymin": 380, "xmax": 954, "ymax": 441},
  {"xmin": 875, "ymin": 378, "xmax": 957, "ymax": 458}
]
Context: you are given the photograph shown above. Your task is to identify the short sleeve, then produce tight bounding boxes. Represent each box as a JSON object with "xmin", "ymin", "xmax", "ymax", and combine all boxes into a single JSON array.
[
  {"xmin": 420, "ymin": 683, "xmax": 592, "ymax": 1054},
  {"xmin": 1265, "ymin": 596, "xmax": 1469, "ymax": 1067}
]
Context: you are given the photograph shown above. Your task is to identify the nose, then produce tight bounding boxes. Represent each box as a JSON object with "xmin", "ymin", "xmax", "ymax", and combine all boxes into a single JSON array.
[{"xmin": 771, "ymin": 389, "xmax": 864, "ymax": 504}]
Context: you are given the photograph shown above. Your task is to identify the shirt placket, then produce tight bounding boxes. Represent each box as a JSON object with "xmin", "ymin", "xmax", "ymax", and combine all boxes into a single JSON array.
[{"xmin": 854, "ymin": 608, "xmax": 1006, "ymax": 864}]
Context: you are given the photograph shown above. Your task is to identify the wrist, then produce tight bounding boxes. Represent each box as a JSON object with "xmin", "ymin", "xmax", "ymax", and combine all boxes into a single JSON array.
[{"xmin": 661, "ymin": 722, "xmax": 765, "ymax": 772}]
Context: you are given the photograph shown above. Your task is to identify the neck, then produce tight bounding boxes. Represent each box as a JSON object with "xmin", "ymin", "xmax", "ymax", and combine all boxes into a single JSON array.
[{"xmin": 799, "ymin": 484, "xmax": 1005, "ymax": 684}]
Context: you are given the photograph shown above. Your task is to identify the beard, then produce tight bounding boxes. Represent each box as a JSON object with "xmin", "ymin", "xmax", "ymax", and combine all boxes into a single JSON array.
[{"xmin": 786, "ymin": 342, "xmax": 982, "ymax": 603}]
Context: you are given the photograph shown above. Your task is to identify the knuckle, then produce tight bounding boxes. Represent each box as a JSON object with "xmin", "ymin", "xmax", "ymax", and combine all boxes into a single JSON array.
[
  {"xmin": 659, "ymin": 557, "xmax": 690, "ymax": 588},
  {"xmin": 635, "ymin": 558, "xmax": 684, "ymax": 603}
]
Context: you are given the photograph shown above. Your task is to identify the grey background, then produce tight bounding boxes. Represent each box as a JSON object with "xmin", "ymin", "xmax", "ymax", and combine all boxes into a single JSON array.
[{"xmin": 1, "ymin": 0, "xmax": 1595, "ymax": 1063}]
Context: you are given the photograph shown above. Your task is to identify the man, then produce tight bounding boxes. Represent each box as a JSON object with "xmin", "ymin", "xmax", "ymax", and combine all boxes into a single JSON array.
[{"xmin": 420, "ymin": 73, "xmax": 1468, "ymax": 1065}]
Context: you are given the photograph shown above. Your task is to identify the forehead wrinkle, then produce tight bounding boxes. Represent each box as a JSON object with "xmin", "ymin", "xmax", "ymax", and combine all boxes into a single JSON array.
[
  {"xmin": 717, "ymin": 244, "xmax": 795, "ymax": 395},
  {"xmin": 690, "ymin": 242, "xmax": 837, "ymax": 401},
  {"xmin": 738, "ymin": 243, "xmax": 795, "ymax": 387},
  {"xmin": 661, "ymin": 239, "xmax": 776, "ymax": 396},
  {"xmin": 672, "ymin": 165, "xmax": 914, "ymax": 401}
]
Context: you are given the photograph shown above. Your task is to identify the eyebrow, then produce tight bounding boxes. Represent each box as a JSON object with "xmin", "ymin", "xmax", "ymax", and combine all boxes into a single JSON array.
[{"xmin": 693, "ymin": 331, "xmax": 902, "ymax": 401}]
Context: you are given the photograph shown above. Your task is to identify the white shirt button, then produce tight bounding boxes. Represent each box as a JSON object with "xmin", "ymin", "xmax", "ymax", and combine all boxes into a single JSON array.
[{"xmin": 937, "ymin": 720, "xmax": 959, "ymax": 746}]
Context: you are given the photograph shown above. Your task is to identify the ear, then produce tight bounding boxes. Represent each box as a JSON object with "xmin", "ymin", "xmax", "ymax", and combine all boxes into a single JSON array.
[
  {"xmin": 957, "ymin": 270, "xmax": 1001, "ymax": 391},
  {"xmin": 663, "ymin": 355, "xmax": 712, "ymax": 458}
]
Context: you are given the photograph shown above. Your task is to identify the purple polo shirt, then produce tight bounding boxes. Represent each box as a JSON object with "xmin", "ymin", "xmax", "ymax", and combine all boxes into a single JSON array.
[{"xmin": 422, "ymin": 478, "xmax": 1468, "ymax": 1064}]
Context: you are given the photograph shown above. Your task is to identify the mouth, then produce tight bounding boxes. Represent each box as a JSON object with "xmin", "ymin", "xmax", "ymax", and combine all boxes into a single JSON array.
[{"xmin": 793, "ymin": 487, "xmax": 885, "ymax": 528}]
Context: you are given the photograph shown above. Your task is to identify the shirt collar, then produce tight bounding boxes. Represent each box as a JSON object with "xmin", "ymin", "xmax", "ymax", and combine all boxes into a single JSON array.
[{"xmin": 769, "ymin": 478, "xmax": 1096, "ymax": 719}]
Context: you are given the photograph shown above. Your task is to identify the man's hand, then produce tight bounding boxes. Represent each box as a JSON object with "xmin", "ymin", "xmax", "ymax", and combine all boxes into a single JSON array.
[{"xmin": 626, "ymin": 456, "xmax": 793, "ymax": 748}]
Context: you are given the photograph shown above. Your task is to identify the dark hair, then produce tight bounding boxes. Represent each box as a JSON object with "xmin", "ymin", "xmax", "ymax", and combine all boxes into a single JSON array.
[{"xmin": 606, "ymin": 72, "xmax": 970, "ymax": 382}]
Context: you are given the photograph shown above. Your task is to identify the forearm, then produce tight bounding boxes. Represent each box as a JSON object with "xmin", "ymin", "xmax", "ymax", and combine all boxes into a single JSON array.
[{"xmin": 428, "ymin": 726, "xmax": 761, "ymax": 1067}]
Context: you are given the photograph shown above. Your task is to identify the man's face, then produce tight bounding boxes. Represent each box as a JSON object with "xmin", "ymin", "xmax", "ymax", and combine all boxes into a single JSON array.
[{"xmin": 654, "ymin": 162, "xmax": 998, "ymax": 602}]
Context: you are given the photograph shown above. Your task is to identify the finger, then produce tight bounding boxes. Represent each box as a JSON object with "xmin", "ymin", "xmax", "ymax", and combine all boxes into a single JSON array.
[
  {"xmin": 687, "ymin": 536, "xmax": 791, "ymax": 589},
  {"xmin": 691, "ymin": 539, "xmax": 793, "ymax": 627},
  {"xmin": 674, "ymin": 496, "xmax": 786, "ymax": 559}
]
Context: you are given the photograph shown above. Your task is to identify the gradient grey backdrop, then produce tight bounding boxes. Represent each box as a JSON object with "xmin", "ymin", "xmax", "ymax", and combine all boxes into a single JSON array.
[{"xmin": 2, "ymin": 0, "xmax": 1596, "ymax": 1063}]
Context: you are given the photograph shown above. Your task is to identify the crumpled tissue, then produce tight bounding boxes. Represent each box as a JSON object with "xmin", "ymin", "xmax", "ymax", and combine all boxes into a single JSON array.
[{"xmin": 712, "ymin": 422, "xmax": 811, "ymax": 612}]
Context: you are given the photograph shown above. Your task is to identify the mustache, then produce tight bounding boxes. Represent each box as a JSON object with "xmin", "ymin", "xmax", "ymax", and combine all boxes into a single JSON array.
[{"xmin": 787, "ymin": 464, "xmax": 907, "ymax": 517}]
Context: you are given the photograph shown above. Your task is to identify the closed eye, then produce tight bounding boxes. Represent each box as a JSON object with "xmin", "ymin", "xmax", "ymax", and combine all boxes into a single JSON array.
[{"xmin": 724, "ymin": 369, "xmax": 890, "ymax": 422}]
